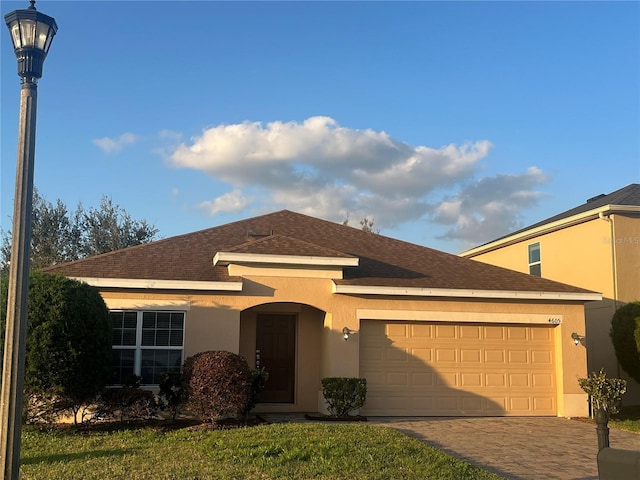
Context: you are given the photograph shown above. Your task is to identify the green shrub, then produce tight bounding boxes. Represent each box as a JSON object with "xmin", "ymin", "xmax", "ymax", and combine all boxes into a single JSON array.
[
  {"xmin": 0, "ymin": 271, "xmax": 113, "ymax": 424},
  {"xmin": 182, "ymin": 351, "xmax": 252, "ymax": 423},
  {"xmin": 158, "ymin": 372, "xmax": 183, "ymax": 422},
  {"xmin": 578, "ymin": 368, "xmax": 627, "ymax": 414},
  {"xmin": 94, "ymin": 375, "xmax": 158, "ymax": 422},
  {"xmin": 321, "ymin": 377, "xmax": 367, "ymax": 417},
  {"xmin": 243, "ymin": 368, "xmax": 269, "ymax": 418},
  {"xmin": 610, "ymin": 301, "xmax": 640, "ymax": 383}
]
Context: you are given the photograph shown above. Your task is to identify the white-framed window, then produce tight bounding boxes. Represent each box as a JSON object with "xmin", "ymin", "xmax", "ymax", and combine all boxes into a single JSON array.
[
  {"xmin": 111, "ymin": 310, "xmax": 185, "ymax": 385},
  {"xmin": 528, "ymin": 242, "xmax": 541, "ymax": 276}
]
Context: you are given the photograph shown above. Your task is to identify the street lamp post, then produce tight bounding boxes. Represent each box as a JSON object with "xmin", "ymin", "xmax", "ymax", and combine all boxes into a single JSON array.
[{"xmin": 1, "ymin": 1, "xmax": 57, "ymax": 478}]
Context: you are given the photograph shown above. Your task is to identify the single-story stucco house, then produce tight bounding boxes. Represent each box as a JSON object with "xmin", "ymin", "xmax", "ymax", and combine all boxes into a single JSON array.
[{"xmin": 45, "ymin": 210, "xmax": 600, "ymax": 417}]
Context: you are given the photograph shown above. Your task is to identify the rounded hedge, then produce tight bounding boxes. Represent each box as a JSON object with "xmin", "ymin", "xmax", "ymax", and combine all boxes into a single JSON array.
[
  {"xmin": 182, "ymin": 351, "xmax": 252, "ymax": 422},
  {"xmin": 610, "ymin": 301, "xmax": 640, "ymax": 383},
  {"xmin": 0, "ymin": 271, "xmax": 113, "ymax": 409}
]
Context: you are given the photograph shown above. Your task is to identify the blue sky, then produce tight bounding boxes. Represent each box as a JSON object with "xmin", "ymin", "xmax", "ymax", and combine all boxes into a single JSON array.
[{"xmin": 2, "ymin": 1, "xmax": 639, "ymax": 254}]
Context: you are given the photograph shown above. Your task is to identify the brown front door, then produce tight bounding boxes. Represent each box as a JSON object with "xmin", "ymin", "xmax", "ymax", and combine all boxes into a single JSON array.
[{"xmin": 256, "ymin": 314, "xmax": 296, "ymax": 403}]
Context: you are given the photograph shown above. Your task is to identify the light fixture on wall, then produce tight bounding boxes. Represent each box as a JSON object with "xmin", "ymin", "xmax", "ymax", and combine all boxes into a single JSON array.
[
  {"xmin": 571, "ymin": 332, "xmax": 586, "ymax": 346},
  {"xmin": 342, "ymin": 327, "xmax": 358, "ymax": 341}
]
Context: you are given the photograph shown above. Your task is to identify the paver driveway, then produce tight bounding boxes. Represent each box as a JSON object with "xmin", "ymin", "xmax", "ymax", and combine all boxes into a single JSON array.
[{"xmin": 369, "ymin": 417, "xmax": 640, "ymax": 480}]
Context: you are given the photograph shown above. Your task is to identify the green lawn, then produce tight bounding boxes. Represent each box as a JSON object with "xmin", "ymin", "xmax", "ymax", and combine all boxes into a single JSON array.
[
  {"xmin": 610, "ymin": 405, "xmax": 640, "ymax": 433},
  {"xmin": 20, "ymin": 422, "xmax": 505, "ymax": 480}
]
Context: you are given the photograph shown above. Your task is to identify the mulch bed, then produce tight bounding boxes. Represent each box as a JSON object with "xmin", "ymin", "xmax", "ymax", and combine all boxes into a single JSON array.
[{"xmin": 304, "ymin": 413, "xmax": 367, "ymax": 422}]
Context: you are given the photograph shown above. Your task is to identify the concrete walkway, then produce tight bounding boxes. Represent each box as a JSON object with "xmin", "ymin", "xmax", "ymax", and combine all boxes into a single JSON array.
[{"xmin": 262, "ymin": 414, "xmax": 640, "ymax": 480}]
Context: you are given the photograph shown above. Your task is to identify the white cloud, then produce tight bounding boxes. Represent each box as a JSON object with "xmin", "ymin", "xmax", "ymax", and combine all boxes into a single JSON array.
[
  {"xmin": 166, "ymin": 116, "xmax": 549, "ymax": 247},
  {"xmin": 158, "ymin": 130, "xmax": 183, "ymax": 142},
  {"xmin": 92, "ymin": 132, "xmax": 138, "ymax": 154},
  {"xmin": 433, "ymin": 167, "xmax": 550, "ymax": 246},
  {"xmin": 197, "ymin": 190, "xmax": 249, "ymax": 216}
]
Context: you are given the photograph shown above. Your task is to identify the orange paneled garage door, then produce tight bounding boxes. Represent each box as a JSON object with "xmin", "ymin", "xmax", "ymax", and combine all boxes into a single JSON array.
[{"xmin": 359, "ymin": 320, "xmax": 557, "ymax": 416}]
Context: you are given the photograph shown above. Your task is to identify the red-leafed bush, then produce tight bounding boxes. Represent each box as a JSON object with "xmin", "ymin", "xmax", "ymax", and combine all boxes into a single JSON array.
[{"xmin": 182, "ymin": 351, "xmax": 252, "ymax": 422}]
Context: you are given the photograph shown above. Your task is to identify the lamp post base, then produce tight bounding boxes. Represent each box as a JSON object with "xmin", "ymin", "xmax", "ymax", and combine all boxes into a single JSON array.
[{"xmin": 594, "ymin": 408, "xmax": 610, "ymax": 451}]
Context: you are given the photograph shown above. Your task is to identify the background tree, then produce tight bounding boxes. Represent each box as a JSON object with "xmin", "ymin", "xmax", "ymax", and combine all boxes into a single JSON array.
[
  {"xmin": 1, "ymin": 190, "xmax": 158, "ymax": 273},
  {"xmin": 342, "ymin": 214, "xmax": 380, "ymax": 234},
  {"xmin": 30, "ymin": 190, "xmax": 77, "ymax": 268},
  {"xmin": 610, "ymin": 301, "xmax": 640, "ymax": 383},
  {"xmin": 0, "ymin": 271, "xmax": 113, "ymax": 424},
  {"xmin": 78, "ymin": 196, "xmax": 158, "ymax": 257}
]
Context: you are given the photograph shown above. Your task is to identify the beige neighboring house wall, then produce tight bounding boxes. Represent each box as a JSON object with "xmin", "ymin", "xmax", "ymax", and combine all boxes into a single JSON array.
[
  {"xmin": 45, "ymin": 210, "xmax": 600, "ymax": 418},
  {"xmin": 460, "ymin": 185, "xmax": 640, "ymax": 404}
]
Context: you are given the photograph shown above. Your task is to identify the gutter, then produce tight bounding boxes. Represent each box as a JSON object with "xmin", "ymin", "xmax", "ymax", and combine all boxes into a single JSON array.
[
  {"xmin": 332, "ymin": 283, "xmax": 602, "ymax": 301},
  {"xmin": 70, "ymin": 277, "xmax": 243, "ymax": 291}
]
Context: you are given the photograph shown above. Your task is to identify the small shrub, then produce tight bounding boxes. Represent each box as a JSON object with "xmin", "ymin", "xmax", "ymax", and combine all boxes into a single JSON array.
[
  {"xmin": 243, "ymin": 368, "xmax": 269, "ymax": 418},
  {"xmin": 23, "ymin": 389, "xmax": 73, "ymax": 425},
  {"xmin": 158, "ymin": 372, "xmax": 183, "ymax": 422},
  {"xmin": 94, "ymin": 375, "xmax": 158, "ymax": 422},
  {"xmin": 578, "ymin": 368, "xmax": 627, "ymax": 415},
  {"xmin": 322, "ymin": 377, "xmax": 367, "ymax": 417},
  {"xmin": 610, "ymin": 301, "xmax": 640, "ymax": 383},
  {"xmin": 183, "ymin": 351, "xmax": 252, "ymax": 423}
]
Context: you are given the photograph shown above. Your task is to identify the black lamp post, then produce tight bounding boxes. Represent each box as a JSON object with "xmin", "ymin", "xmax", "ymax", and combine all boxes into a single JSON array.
[{"xmin": 1, "ymin": 1, "xmax": 57, "ymax": 478}]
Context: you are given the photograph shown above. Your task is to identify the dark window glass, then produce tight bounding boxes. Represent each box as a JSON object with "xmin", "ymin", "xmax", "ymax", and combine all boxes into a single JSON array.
[
  {"xmin": 123, "ymin": 311, "xmax": 137, "ymax": 329},
  {"xmin": 141, "ymin": 329, "xmax": 155, "ymax": 346},
  {"xmin": 112, "ymin": 349, "xmax": 135, "ymax": 385},
  {"xmin": 528, "ymin": 243, "xmax": 541, "ymax": 264},
  {"xmin": 141, "ymin": 349, "xmax": 182, "ymax": 384},
  {"xmin": 157, "ymin": 312, "xmax": 171, "ymax": 329}
]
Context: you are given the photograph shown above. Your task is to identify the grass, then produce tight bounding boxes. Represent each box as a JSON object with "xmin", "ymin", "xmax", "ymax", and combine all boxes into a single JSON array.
[
  {"xmin": 19, "ymin": 422, "xmax": 505, "ymax": 480},
  {"xmin": 610, "ymin": 405, "xmax": 640, "ymax": 433}
]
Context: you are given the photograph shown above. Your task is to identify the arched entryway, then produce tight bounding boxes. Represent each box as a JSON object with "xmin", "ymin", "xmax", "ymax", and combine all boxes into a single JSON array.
[{"xmin": 239, "ymin": 302, "xmax": 325, "ymax": 412}]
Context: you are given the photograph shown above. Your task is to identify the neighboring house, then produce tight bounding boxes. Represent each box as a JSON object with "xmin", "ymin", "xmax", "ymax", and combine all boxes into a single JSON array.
[
  {"xmin": 460, "ymin": 183, "xmax": 640, "ymax": 403},
  {"xmin": 45, "ymin": 210, "xmax": 600, "ymax": 417}
]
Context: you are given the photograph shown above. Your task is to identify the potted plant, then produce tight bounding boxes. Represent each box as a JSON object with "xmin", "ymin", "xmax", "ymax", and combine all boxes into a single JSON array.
[{"xmin": 578, "ymin": 369, "xmax": 627, "ymax": 450}]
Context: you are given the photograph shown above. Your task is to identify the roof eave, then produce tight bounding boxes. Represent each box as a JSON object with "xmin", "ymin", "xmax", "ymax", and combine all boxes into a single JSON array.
[
  {"xmin": 71, "ymin": 277, "xmax": 243, "ymax": 291},
  {"xmin": 332, "ymin": 283, "xmax": 602, "ymax": 302},
  {"xmin": 213, "ymin": 252, "xmax": 359, "ymax": 267}
]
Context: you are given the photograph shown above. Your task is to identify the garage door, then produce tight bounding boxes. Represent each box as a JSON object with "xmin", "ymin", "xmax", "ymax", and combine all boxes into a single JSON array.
[{"xmin": 359, "ymin": 321, "xmax": 556, "ymax": 416}]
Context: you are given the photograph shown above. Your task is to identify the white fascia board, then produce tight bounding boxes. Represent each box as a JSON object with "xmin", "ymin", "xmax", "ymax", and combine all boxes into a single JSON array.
[
  {"xmin": 332, "ymin": 283, "xmax": 602, "ymax": 301},
  {"xmin": 213, "ymin": 252, "xmax": 359, "ymax": 267},
  {"xmin": 71, "ymin": 277, "xmax": 243, "ymax": 291},
  {"xmin": 459, "ymin": 204, "xmax": 640, "ymax": 258},
  {"xmin": 356, "ymin": 309, "xmax": 564, "ymax": 325},
  {"xmin": 105, "ymin": 299, "xmax": 191, "ymax": 311}
]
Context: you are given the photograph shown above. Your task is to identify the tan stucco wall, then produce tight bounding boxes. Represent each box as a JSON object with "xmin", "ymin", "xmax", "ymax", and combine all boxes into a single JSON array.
[
  {"xmin": 612, "ymin": 214, "xmax": 640, "ymax": 303},
  {"xmin": 466, "ymin": 218, "xmax": 613, "ymax": 296},
  {"xmin": 100, "ymin": 272, "xmax": 590, "ymax": 417},
  {"xmin": 464, "ymin": 215, "xmax": 640, "ymax": 405}
]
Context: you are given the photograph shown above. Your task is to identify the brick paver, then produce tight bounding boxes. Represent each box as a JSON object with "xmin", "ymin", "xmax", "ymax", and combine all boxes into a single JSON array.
[{"xmin": 263, "ymin": 414, "xmax": 640, "ymax": 480}]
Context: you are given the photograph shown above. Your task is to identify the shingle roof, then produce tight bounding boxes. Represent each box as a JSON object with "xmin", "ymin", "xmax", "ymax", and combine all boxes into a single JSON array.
[
  {"xmin": 223, "ymin": 234, "xmax": 356, "ymax": 259},
  {"xmin": 45, "ymin": 210, "xmax": 595, "ymax": 295}
]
